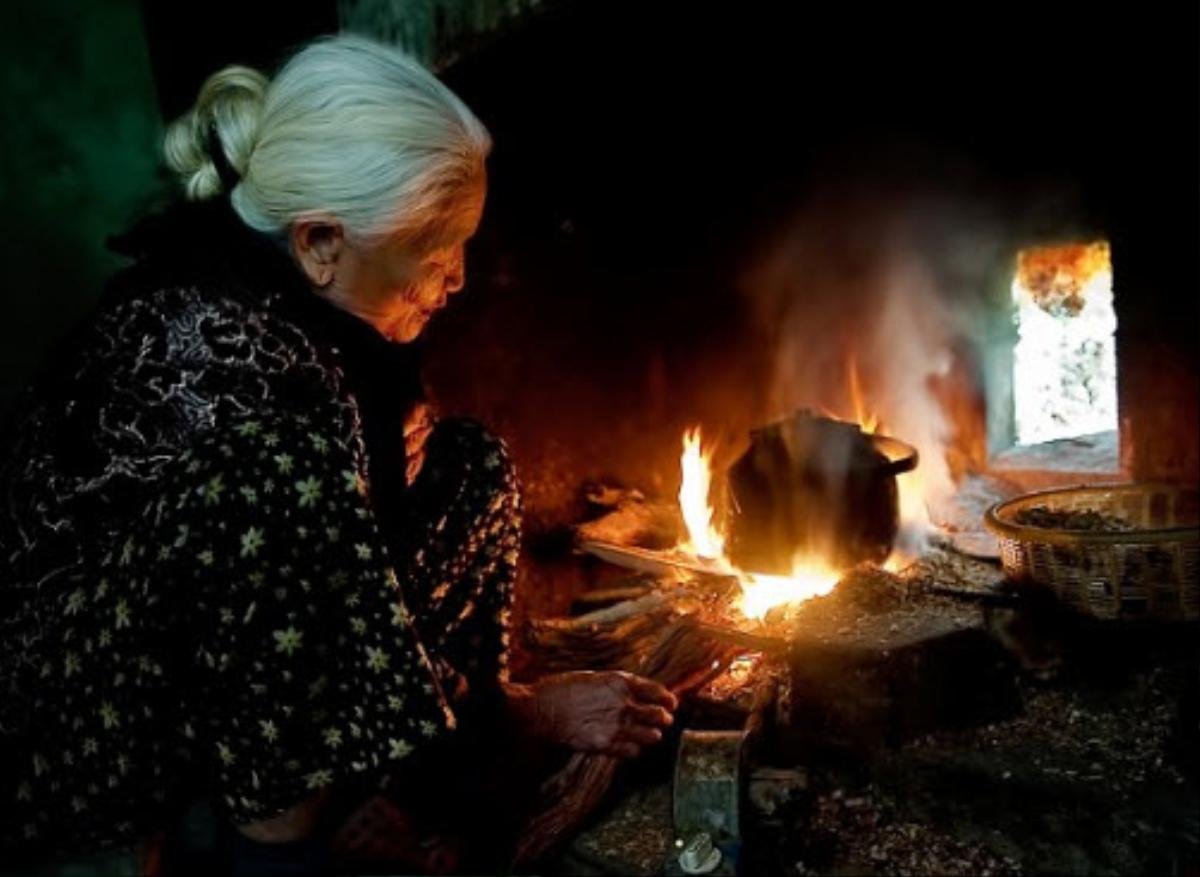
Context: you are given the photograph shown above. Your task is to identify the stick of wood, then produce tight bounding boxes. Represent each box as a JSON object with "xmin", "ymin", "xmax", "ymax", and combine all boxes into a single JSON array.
[
  {"xmin": 514, "ymin": 613, "xmax": 748, "ymax": 865},
  {"xmin": 561, "ymin": 592, "xmax": 670, "ymax": 626},
  {"xmin": 571, "ymin": 584, "xmax": 655, "ymax": 608},
  {"xmin": 694, "ymin": 621, "xmax": 790, "ymax": 656}
]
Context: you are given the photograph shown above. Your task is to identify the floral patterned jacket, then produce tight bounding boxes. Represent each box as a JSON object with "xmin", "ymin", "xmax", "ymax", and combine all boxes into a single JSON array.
[{"xmin": 0, "ymin": 201, "xmax": 451, "ymax": 854}]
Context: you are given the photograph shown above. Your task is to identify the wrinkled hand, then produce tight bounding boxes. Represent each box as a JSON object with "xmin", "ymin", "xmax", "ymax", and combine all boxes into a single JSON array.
[
  {"xmin": 403, "ymin": 402, "xmax": 435, "ymax": 486},
  {"xmin": 530, "ymin": 671, "xmax": 678, "ymax": 759}
]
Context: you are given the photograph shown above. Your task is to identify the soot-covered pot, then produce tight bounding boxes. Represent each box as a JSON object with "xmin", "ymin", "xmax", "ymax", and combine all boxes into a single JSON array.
[{"xmin": 726, "ymin": 410, "xmax": 918, "ymax": 574}]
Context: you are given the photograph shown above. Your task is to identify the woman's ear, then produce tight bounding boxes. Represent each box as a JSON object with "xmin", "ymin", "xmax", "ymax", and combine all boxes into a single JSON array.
[{"xmin": 289, "ymin": 216, "xmax": 345, "ymax": 288}]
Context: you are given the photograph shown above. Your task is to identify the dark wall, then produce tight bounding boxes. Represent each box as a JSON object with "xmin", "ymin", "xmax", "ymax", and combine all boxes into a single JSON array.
[
  {"xmin": 426, "ymin": 0, "xmax": 1199, "ymax": 524},
  {"xmin": 139, "ymin": 1, "xmax": 337, "ymax": 120},
  {"xmin": 0, "ymin": 0, "xmax": 165, "ymax": 406},
  {"xmin": 0, "ymin": 2, "xmax": 340, "ymax": 411}
]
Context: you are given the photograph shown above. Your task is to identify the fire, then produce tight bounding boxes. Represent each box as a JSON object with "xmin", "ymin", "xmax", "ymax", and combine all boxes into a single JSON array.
[
  {"xmin": 820, "ymin": 357, "xmax": 881, "ymax": 434},
  {"xmin": 676, "ymin": 349, "xmax": 945, "ymax": 618},
  {"xmin": 738, "ymin": 562, "xmax": 840, "ymax": 620},
  {"xmin": 676, "ymin": 427, "xmax": 840, "ymax": 620},
  {"xmin": 847, "ymin": 355, "xmax": 880, "ymax": 434},
  {"xmin": 678, "ymin": 429, "xmax": 725, "ymax": 560}
]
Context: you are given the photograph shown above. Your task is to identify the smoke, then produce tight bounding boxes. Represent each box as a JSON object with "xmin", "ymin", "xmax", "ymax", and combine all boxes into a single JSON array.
[{"xmin": 741, "ymin": 173, "xmax": 1014, "ymax": 552}]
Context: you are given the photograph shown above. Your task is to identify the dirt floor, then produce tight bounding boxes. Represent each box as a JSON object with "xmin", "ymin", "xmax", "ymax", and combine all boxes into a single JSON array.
[
  {"xmin": 551, "ymin": 598, "xmax": 1199, "ymax": 876},
  {"xmin": 760, "ymin": 659, "xmax": 1198, "ymax": 876}
]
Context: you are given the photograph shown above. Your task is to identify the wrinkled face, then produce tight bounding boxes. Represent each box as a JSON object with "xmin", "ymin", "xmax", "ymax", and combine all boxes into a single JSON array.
[{"xmin": 337, "ymin": 184, "xmax": 486, "ymax": 343}]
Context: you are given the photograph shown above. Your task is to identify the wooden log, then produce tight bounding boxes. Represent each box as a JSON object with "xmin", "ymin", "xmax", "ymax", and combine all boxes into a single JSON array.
[
  {"xmin": 695, "ymin": 622, "xmax": 789, "ymax": 656},
  {"xmin": 571, "ymin": 584, "xmax": 655, "ymax": 612},
  {"xmin": 564, "ymin": 592, "xmax": 670, "ymax": 627},
  {"xmin": 515, "ymin": 752, "xmax": 620, "ymax": 865}
]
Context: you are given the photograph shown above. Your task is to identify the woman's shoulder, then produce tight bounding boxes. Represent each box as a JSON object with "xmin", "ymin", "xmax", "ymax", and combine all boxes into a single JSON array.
[
  {"xmin": 68, "ymin": 200, "xmax": 348, "ymax": 392},
  {"xmin": 10, "ymin": 202, "xmax": 356, "ymax": 467}
]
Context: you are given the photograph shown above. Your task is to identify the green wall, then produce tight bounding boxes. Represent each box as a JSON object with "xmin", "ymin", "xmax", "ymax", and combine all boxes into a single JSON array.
[{"xmin": 0, "ymin": 0, "xmax": 165, "ymax": 405}]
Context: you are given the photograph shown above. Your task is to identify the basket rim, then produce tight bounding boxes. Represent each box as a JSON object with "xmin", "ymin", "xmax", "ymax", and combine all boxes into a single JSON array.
[{"xmin": 983, "ymin": 481, "xmax": 1200, "ymax": 546}]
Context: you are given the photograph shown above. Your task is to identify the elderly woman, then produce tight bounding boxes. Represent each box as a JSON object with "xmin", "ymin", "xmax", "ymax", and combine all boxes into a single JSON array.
[{"xmin": 0, "ymin": 35, "xmax": 675, "ymax": 875}]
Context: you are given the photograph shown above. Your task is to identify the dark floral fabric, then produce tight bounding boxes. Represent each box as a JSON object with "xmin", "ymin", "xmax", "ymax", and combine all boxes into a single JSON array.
[{"xmin": 0, "ymin": 201, "xmax": 520, "ymax": 857}]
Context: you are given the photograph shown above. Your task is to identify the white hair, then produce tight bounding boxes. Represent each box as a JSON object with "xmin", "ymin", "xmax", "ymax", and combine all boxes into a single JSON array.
[{"xmin": 164, "ymin": 34, "xmax": 491, "ymax": 248}]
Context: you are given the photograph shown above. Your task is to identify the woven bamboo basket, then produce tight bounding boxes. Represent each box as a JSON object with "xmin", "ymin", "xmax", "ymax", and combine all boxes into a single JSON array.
[{"xmin": 984, "ymin": 483, "xmax": 1200, "ymax": 620}]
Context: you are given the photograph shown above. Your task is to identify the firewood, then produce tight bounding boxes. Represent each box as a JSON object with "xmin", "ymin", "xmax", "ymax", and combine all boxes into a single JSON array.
[
  {"xmin": 695, "ymin": 622, "xmax": 789, "ymax": 656},
  {"xmin": 513, "ymin": 608, "xmax": 748, "ymax": 865},
  {"xmin": 563, "ymin": 592, "xmax": 670, "ymax": 626},
  {"xmin": 574, "ymin": 488, "xmax": 682, "ymax": 550},
  {"xmin": 571, "ymin": 584, "xmax": 655, "ymax": 610},
  {"xmin": 515, "ymin": 753, "xmax": 620, "ymax": 865}
]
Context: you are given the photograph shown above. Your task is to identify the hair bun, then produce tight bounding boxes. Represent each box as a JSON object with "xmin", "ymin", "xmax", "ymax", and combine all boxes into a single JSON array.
[{"xmin": 164, "ymin": 65, "xmax": 268, "ymax": 200}]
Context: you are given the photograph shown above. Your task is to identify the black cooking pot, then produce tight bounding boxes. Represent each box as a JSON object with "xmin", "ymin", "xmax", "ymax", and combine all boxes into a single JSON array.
[{"xmin": 726, "ymin": 410, "xmax": 918, "ymax": 574}]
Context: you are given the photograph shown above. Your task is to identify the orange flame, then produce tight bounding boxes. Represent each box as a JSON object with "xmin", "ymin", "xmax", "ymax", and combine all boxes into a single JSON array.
[
  {"xmin": 738, "ymin": 562, "xmax": 840, "ymax": 620},
  {"xmin": 677, "ymin": 428, "xmax": 840, "ymax": 619},
  {"xmin": 678, "ymin": 428, "xmax": 725, "ymax": 560},
  {"xmin": 847, "ymin": 355, "xmax": 880, "ymax": 434}
]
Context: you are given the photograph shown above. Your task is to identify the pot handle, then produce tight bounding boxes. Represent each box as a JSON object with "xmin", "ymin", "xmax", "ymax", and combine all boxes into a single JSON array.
[{"xmin": 870, "ymin": 433, "xmax": 919, "ymax": 476}]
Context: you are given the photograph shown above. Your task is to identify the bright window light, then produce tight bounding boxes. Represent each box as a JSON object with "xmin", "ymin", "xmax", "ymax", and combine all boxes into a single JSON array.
[{"xmin": 1011, "ymin": 242, "xmax": 1118, "ymax": 446}]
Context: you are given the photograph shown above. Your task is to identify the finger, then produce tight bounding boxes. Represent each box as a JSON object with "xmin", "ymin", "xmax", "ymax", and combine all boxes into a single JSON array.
[
  {"xmin": 406, "ymin": 452, "xmax": 425, "ymax": 486},
  {"xmin": 619, "ymin": 723, "xmax": 664, "ymax": 747},
  {"xmin": 403, "ymin": 404, "xmax": 433, "ymax": 436},
  {"xmin": 404, "ymin": 422, "xmax": 434, "ymax": 446},
  {"xmin": 623, "ymin": 674, "xmax": 679, "ymax": 711},
  {"xmin": 405, "ymin": 435, "xmax": 432, "ymax": 464},
  {"xmin": 625, "ymin": 701, "xmax": 674, "ymax": 728}
]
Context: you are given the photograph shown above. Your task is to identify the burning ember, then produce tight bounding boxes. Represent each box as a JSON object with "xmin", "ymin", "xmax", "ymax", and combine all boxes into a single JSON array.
[
  {"xmin": 676, "ymin": 428, "xmax": 841, "ymax": 620},
  {"xmin": 736, "ymin": 562, "xmax": 842, "ymax": 622}
]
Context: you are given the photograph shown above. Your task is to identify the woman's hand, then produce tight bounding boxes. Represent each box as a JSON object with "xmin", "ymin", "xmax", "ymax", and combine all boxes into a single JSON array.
[
  {"xmin": 403, "ymin": 402, "xmax": 435, "ymax": 486},
  {"xmin": 512, "ymin": 671, "xmax": 678, "ymax": 759}
]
